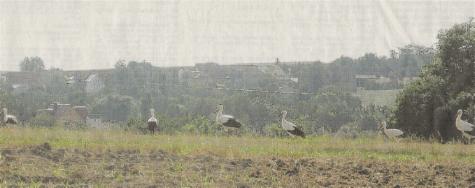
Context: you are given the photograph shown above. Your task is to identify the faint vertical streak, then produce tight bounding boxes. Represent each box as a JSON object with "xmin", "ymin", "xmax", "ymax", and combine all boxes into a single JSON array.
[{"xmin": 377, "ymin": 0, "xmax": 412, "ymax": 46}]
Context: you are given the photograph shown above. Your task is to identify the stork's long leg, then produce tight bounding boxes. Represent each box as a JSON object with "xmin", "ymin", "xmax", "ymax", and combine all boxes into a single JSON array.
[{"xmin": 462, "ymin": 132, "xmax": 474, "ymax": 144}]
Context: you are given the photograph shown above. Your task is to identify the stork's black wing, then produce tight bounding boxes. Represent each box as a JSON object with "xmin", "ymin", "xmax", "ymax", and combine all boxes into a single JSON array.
[
  {"xmin": 288, "ymin": 127, "xmax": 305, "ymax": 138},
  {"xmin": 223, "ymin": 118, "xmax": 241, "ymax": 128},
  {"xmin": 5, "ymin": 118, "xmax": 17, "ymax": 124}
]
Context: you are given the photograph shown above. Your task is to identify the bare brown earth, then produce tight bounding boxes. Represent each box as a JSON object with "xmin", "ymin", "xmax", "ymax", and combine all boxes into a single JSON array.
[{"xmin": 1, "ymin": 143, "xmax": 474, "ymax": 187}]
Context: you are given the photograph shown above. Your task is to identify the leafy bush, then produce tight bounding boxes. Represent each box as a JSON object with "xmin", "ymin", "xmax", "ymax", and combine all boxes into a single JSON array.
[{"xmin": 92, "ymin": 94, "xmax": 139, "ymax": 122}]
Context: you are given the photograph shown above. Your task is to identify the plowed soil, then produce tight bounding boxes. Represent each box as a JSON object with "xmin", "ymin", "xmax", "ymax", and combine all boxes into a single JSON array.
[{"xmin": 1, "ymin": 143, "xmax": 474, "ymax": 187}]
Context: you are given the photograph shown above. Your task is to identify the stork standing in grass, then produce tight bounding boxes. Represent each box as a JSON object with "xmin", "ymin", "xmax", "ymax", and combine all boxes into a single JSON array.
[
  {"xmin": 147, "ymin": 108, "xmax": 159, "ymax": 134},
  {"xmin": 1, "ymin": 108, "xmax": 18, "ymax": 126},
  {"xmin": 281, "ymin": 111, "xmax": 305, "ymax": 138},
  {"xmin": 215, "ymin": 104, "xmax": 241, "ymax": 135},
  {"xmin": 380, "ymin": 121, "xmax": 403, "ymax": 142},
  {"xmin": 455, "ymin": 109, "xmax": 475, "ymax": 143}
]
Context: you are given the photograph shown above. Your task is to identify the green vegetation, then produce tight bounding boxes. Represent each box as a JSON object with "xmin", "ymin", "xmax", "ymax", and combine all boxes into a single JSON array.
[
  {"xmin": 354, "ymin": 89, "xmax": 402, "ymax": 107},
  {"xmin": 8, "ymin": 20, "xmax": 475, "ymax": 144},
  {"xmin": 0, "ymin": 127, "xmax": 473, "ymax": 163},
  {"xmin": 19, "ymin": 56, "xmax": 45, "ymax": 72},
  {"xmin": 394, "ymin": 19, "xmax": 475, "ymax": 141},
  {"xmin": 0, "ymin": 44, "xmax": 434, "ymax": 137}
]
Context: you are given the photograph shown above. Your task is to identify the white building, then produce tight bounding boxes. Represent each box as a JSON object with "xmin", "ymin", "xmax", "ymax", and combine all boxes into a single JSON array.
[{"xmin": 85, "ymin": 74, "xmax": 104, "ymax": 94}]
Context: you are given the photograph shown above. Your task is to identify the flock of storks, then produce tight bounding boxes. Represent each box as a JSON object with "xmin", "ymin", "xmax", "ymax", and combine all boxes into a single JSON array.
[
  {"xmin": 1, "ymin": 104, "xmax": 475, "ymax": 142},
  {"xmin": 144, "ymin": 104, "xmax": 475, "ymax": 142},
  {"xmin": 214, "ymin": 104, "xmax": 306, "ymax": 137},
  {"xmin": 146, "ymin": 104, "xmax": 306, "ymax": 137}
]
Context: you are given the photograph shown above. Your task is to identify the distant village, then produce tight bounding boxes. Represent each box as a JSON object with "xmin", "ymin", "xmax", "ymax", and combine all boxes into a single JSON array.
[{"xmin": 0, "ymin": 60, "xmax": 418, "ymax": 127}]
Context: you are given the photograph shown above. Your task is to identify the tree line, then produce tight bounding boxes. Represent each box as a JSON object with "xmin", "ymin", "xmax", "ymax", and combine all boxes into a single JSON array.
[{"xmin": 0, "ymin": 40, "xmax": 437, "ymax": 137}]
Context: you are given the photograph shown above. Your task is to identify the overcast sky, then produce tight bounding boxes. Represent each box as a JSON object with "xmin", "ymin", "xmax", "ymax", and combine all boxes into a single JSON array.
[{"xmin": 1, "ymin": 0, "xmax": 475, "ymax": 70}]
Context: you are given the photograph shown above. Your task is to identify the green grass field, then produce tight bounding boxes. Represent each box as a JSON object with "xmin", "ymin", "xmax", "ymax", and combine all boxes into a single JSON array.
[
  {"xmin": 1, "ymin": 127, "xmax": 475, "ymax": 187},
  {"xmin": 1, "ymin": 127, "xmax": 473, "ymax": 163},
  {"xmin": 354, "ymin": 89, "xmax": 402, "ymax": 107}
]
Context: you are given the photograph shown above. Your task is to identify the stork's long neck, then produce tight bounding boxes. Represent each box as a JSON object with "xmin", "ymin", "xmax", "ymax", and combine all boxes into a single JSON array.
[
  {"xmin": 150, "ymin": 110, "xmax": 155, "ymax": 118},
  {"xmin": 456, "ymin": 113, "xmax": 462, "ymax": 121},
  {"xmin": 216, "ymin": 108, "xmax": 223, "ymax": 122},
  {"xmin": 281, "ymin": 113, "xmax": 286, "ymax": 123}
]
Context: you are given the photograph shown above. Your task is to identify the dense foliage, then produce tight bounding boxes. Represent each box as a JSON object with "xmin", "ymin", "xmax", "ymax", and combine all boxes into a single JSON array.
[
  {"xmin": 282, "ymin": 45, "xmax": 434, "ymax": 92},
  {"xmin": 19, "ymin": 57, "xmax": 45, "ymax": 72},
  {"xmin": 393, "ymin": 20, "xmax": 475, "ymax": 142}
]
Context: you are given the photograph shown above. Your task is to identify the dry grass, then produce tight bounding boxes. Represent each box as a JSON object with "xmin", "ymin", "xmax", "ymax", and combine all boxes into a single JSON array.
[{"xmin": 0, "ymin": 127, "xmax": 473, "ymax": 164}]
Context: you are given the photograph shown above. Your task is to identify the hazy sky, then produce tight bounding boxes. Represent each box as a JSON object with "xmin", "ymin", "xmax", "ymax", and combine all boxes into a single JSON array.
[{"xmin": 1, "ymin": 0, "xmax": 475, "ymax": 70}]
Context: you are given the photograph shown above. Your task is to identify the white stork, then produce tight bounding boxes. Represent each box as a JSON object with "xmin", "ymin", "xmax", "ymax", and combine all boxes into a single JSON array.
[
  {"xmin": 2, "ymin": 108, "xmax": 18, "ymax": 125},
  {"xmin": 380, "ymin": 121, "xmax": 403, "ymax": 141},
  {"xmin": 147, "ymin": 108, "xmax": 159, "ymax": 134},
  {"xmin": 280, "ymin": 111, "xmax": 305, "ymax": 138},
  {"xmin": 215, "ymin": 104, "xmax": 241, "ymax": 128},
  {"xmin": 455, "ymin": 109, "xmax": 475, "ymax": 142}
]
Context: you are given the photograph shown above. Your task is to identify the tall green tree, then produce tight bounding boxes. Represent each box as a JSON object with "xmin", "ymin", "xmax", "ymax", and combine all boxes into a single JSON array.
[
  {"xmin": 20, "ymin": 57, "xmax": 45, "ymax": 72},
  {"xmin": 393, "ymin": 20, "xmax": 475, "ymax": 141}
]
